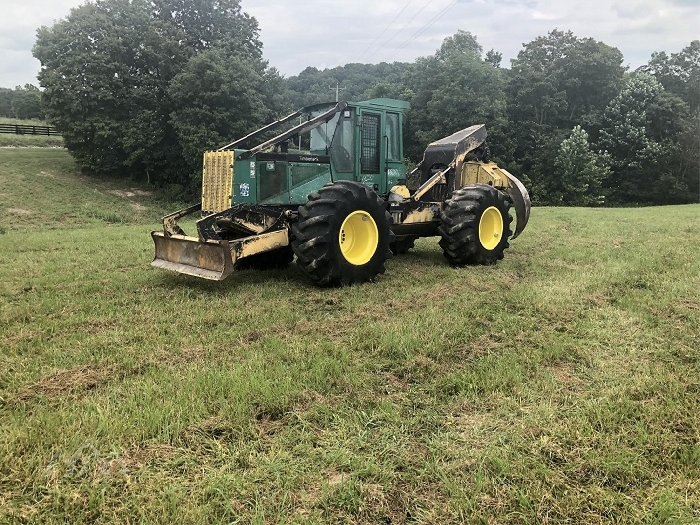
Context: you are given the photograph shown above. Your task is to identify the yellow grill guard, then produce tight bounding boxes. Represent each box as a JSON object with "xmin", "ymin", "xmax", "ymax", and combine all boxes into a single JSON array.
[{"xmin": 202, "ymin": 151, "xmax": 234, "ymax": 214}]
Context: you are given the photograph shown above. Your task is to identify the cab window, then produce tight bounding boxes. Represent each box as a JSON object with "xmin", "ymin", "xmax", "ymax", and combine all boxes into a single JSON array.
[{"xmin": 386, "ymin": 113, "xmax": 400, "ymax": 161}]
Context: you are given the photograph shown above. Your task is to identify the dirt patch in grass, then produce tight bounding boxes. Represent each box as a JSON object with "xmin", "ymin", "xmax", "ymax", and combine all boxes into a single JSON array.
[
  {"xmin": 290, "ymin": 389, "xmax": 328, "ymax": 413},
  {"xmin": 548, "ymin": 362, "xmax": 584, "ymax": 390},
  {"xmin": 238, "ymin": 328, "xmax": 267, "ymax": 344},
  {"xmin": 289, "ymin": 319, "xmax": 319, "ymax": 337},
  {"xmin": 79, "ymin": 320, "xmax": 117, "ymax": 334},
  {"xmin": 13, "ymin": 363, "xmax": 147, "ymax": 402},
  {"xmin": 121, "ymin": 443, "xmax": 180, "ymax": 470},
  {"xmin": 651, "ymin": 299, "xmax": 700, "ymax": 327},
  {"xmin": 177, "ymin": 345, "xmax": 212, "ymax": 363},
  {"xmin": 181, "ymin": 416, "xmax": 238, "ymax": 446},
  {"xmin": 5, "ymin": 208, "xmax": 32, "ymax": 216},
  {"xmin": 108, "ymin": 189, "xmax": 153, "ymax": 198},
  {"xmin": 387, "ymin": 284, "xmax": 459, "ymax": 312},
  {"xmin": 152, "ymin": 345, "xmax": 213, "ymax": 365},
  {"xmin": 584, "ymin": 292, "xmax": 615, "ymax": 305},
  {"xmin": 2, "ymin": 328, "xmax": 42, "ymax": 347},
  {"xmin": 452, "ymin": 333, "xmax": 508, "ymax": 363},
  {"xmin": 326, "ymin": 471, "xmax": 347, "ymax": 486},
  {"xmin": 447, "ymin": 399, "xmax": 493, "ymax": 436},
  {"xmin": 138, "ymin": 345, "xmax": 215, "ymax": 371}
]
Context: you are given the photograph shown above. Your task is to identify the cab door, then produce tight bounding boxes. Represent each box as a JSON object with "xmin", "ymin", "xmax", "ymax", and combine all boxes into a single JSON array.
[
  {"xmin": 384, "ymin": 112, "xmax": 405, "ymax": 189},
  {"xmin": 359, "ymin": 110, "xmax": 383, "ymax": 193}
]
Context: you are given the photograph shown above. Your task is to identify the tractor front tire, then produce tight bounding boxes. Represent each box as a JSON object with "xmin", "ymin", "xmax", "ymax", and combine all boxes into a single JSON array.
[
  {"xmin": 438, "ymin": 185, "xmax": 512, "ymax": 266},
  {"xmin": 292, "ymin": 181, "xmax": 393, "ymax": 286}
]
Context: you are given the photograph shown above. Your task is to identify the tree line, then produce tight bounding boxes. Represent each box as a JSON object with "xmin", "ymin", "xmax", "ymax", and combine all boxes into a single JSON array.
[
  {"xmin": 284, "ymin": 32, "xmax": 699, "ymax": 206},
  {"xmin": 28, "ymin": 0, "xmax": 699, "ymax": 205},
  {"xmin": 0, "ymin": 85, "xmax": 44, "ymax": 120}
]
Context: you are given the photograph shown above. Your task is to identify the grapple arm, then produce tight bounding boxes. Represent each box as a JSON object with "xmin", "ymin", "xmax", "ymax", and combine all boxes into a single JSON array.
[{"xmin": 410, "ymin": 124, "xmax": 531, "ymax": 239}]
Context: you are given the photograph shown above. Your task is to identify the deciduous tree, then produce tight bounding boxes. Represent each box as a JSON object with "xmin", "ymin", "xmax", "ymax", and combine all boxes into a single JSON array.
[
  {"xmin": 504, "ymin": 30, "xmax": 625, "ymax": 204},
  {"xmin": 33, "ymin": 0, "xmax": 275, "ymax": 194},
  {"xmin": 404, "ymin": 31, "xmax": 506, "ymax": 161},
  {"xmin": 599, "ymin": 72, "xmax": 696, "ymax": 204}
]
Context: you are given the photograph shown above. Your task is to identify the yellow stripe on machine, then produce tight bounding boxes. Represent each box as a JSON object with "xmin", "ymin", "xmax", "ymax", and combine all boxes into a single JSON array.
[{"xmin": 460, "ymin": 161, "xmax": 510, "ymax": 189}]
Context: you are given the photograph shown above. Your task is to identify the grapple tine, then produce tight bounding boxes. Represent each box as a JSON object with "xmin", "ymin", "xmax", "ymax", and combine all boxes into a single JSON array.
[{"xmin": 501, "ymin": 171, "xmax": 531, "ymax": 239}]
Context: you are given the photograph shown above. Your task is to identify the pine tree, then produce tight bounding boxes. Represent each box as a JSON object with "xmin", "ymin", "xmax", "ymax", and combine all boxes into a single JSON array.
[{"xmin": 554, "ymin": 126, "xmax": 608, "ymax": 205}]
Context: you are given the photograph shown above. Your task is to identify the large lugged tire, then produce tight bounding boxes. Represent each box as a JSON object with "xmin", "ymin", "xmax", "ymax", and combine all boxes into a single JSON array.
[
  {"xmin": 291, "ymin": 181, "xmax": 393, "ymax": 286},
  {"xmin": 438, "ymin": 185, "xmax": 513, "ymax": 266}
]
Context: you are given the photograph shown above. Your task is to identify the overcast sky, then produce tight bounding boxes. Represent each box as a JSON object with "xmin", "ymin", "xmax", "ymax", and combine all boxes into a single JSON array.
[{"xmin": 1, "ymin": 0, "xmax": 698, "ymax": 88}]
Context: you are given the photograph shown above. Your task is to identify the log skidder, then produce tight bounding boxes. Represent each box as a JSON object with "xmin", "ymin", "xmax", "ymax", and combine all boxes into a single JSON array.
[
  {"xmin": 292, "ymin": 181, "xmax": 394, "ymax": 286},
  {"xmin": 151, "ymin": 98, "xmax": 530, "ymax": 286}
]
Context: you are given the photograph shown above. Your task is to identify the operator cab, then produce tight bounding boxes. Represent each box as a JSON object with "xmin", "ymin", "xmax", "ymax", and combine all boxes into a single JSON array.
[
  {"xmin": 309, "ymin": 99, "xmax": 409, "ymax": 195},
  {"xmin": 225, "ymin": 98, "xmax": 410, "ymax": 207}
]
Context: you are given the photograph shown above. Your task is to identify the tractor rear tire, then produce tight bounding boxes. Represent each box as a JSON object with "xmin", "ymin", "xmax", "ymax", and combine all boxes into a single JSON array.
[
  {"xmin": 438, "ymin": 185, "xmax": 512, "ymax": 266},
  {"xmin": 292, "ymin": 181, "xmax": 393, "ymax": 286}
]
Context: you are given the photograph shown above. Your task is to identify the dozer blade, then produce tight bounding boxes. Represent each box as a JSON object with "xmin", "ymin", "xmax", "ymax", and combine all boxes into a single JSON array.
[
  {"xmin": 151, "ymin": 231, "xmax": 234, "ymax": 281},
  {"xmin": 502, "ymin": 171, "xmax": 531, "ymax": 239}
]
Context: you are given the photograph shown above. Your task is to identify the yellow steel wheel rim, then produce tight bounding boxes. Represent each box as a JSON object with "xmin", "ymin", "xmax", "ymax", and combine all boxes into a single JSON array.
[
  {"xmin": 479, "ymin": 206, "xmax": 503, "ymax": 250},
  {"xmin": 339, "ymin": 210, "xmax": 379, "ymax": 265}
]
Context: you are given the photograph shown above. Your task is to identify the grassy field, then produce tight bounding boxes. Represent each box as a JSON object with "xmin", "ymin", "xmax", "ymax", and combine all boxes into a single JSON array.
[
  {"xmin": 1, "ymin": 149, "xmax": 698, "ymax": 524},
  {"xmin": 0, "ymin": 118, "xmax": 63, "ymax": 148},
  {"xmin": 0, "ymin": 149, "xmax": 175, "ymax": 233}
]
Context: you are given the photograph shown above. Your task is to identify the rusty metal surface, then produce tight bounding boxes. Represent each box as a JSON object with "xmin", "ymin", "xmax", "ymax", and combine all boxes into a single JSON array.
[
  {"xmin": 151, "ymin": 226, "xmax": 291, "ymax": 281},
  {"xmin": 409, "ymin": 123, "xmax": 531, "ymax": 241},
  {"xmin": 152, "ymin": 202, "xmax": 293, "ymax": 281},
  {"xmin": 196, "ymin": 204, "xmax": 289, "ymax": 241},
  {"xmin": 389, "ymin": 201, "xmax": 441, "ymax": 236},
  {"xmin": 151, "ymin": 232, "xmax": 234, "ymax": 281},
  {"xmin": 232, "ymin": 229, "xmax": 289, "ymax": 261},
  {"xmin": 161, "ymin": 203, "xmax": 202, "ymax": 237},
  {"xmin": 460, "ymin": 162, "xmax": 509, "ymax": 188},
  {"xmin": 411, "ymin": 167, "xmax": 448, "ymax": 201},
  {"xmin": 412, "ymin": 125, "xmax": 488, "ymax": 201},
  {"xmin": 426, "ymin": 125, "xmax": 486, "ymax": 151}
]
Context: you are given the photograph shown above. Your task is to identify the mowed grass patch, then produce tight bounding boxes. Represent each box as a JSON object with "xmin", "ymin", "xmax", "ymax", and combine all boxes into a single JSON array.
[
  {"xmin": 0, "ymin": 148, "xmax": 179, "ymax": 232},
  {"xmin": 1, "ymin": 198, "xmax": 699, "ymax": 523},
  {"xmin": 0, "ymin": 118, "xmax": 63, "ymax": 148}
]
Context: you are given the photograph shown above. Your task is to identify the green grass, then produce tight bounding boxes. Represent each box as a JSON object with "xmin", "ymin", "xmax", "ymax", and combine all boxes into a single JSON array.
[
  {"xmin": 0, "ymin": 117, "xmax": 64, "ymax": 148},
  {"xmin": 0, "ymin": 149, "xmax": 178, "ymax": 232},
  {"xmin": 0, "ymin": 117, "xmax": 51, "ymax": 126},
  {"xmin": 0, "ymin": 148, "xmax": 698, "ymax": 524}
]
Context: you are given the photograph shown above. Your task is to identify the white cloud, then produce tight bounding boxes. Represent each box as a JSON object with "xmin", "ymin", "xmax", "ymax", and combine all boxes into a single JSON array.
[{"xmin": 0, "ymin": 0, "xmax": 698, "ymax": 87}]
